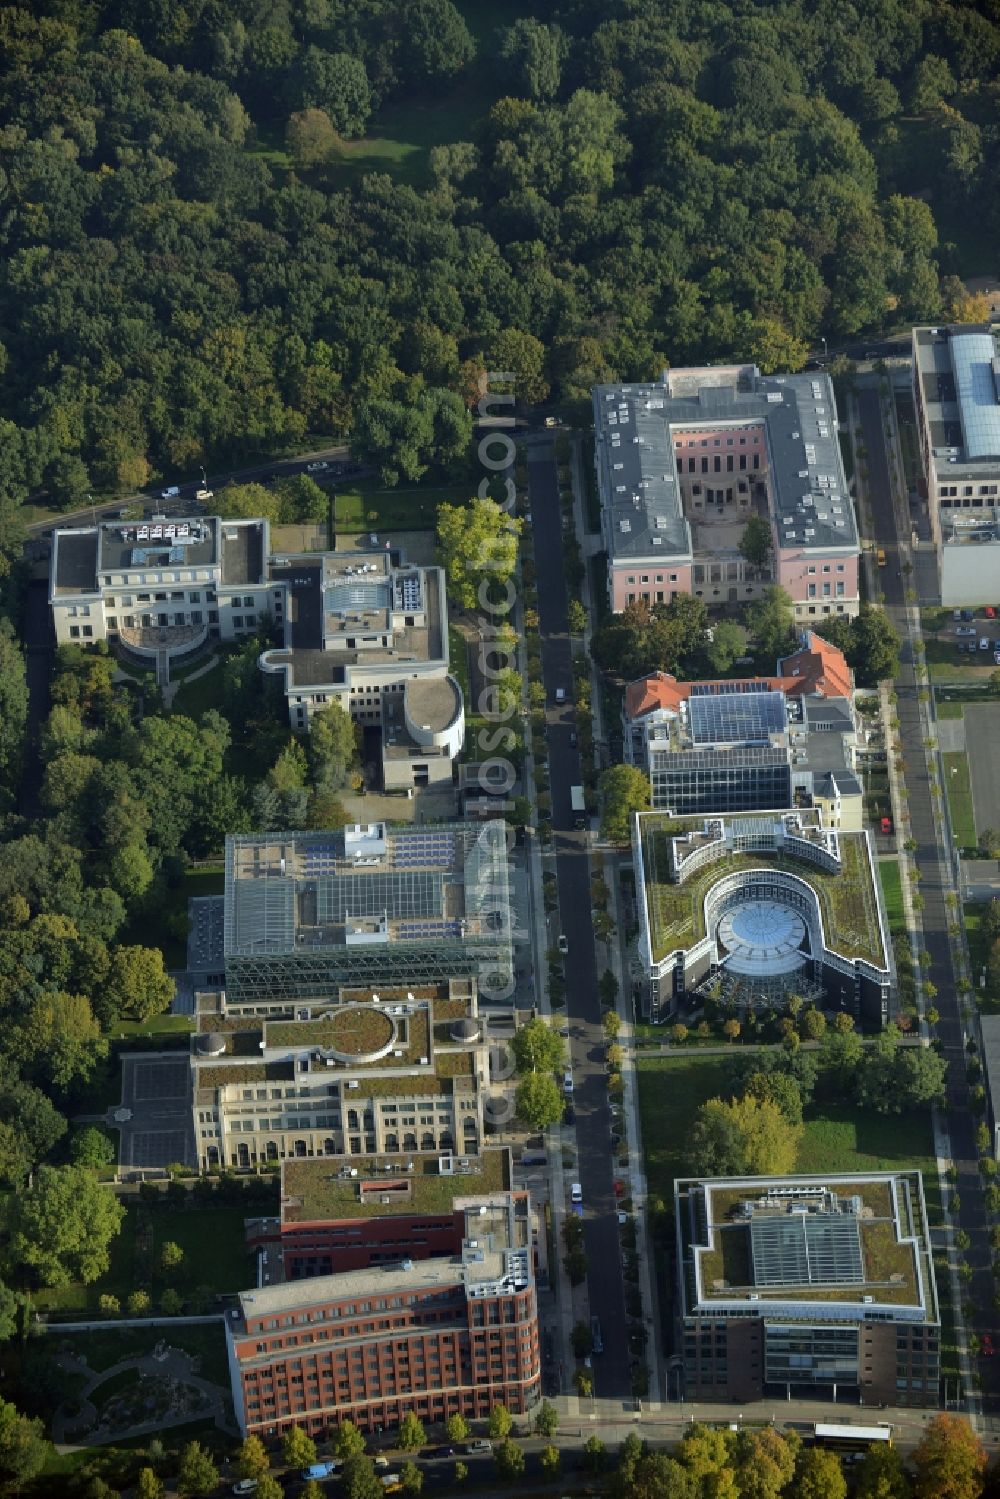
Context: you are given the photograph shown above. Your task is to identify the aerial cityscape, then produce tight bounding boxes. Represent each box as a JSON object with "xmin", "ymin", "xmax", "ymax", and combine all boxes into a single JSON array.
[{"xmin": 2, "ymin": 3, "xmax": 1000, "ymax": 1497}]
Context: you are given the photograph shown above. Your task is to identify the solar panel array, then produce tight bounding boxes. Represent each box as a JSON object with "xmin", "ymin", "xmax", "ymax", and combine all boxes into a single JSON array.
[
  {"xmin": 691, "ymin": 679, "xmax": 772, "ymax": 697},
  {"xmin": 689, "ymin": 689, "xmax": 787, "ymax": 746},
  {"xmin": 750, "ymin": 1213, "xmax": 865, "ymax": 1288},
  {"xmin": 315, "ymin": 870, "xmax": 443, "ymax": 923}
]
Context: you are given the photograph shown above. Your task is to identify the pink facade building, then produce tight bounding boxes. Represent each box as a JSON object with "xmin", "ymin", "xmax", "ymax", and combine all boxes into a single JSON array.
[{"xmin": 594, "ymin": 365, "xmax": 860, "ymax": 620}]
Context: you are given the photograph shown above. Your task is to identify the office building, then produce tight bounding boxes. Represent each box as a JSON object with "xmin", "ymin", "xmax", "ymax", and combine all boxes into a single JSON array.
[
  {"xmin": 247, "ymin": 1150, "xmax": 515, "ymax": 1281},
  {"xmin": 633, "ymin": 808, "xmax": 891, "ymax": 1024},
  {"xmin": 911, "ymin": 322, "xmax": 1000, "ymax": 605},
  {"xmin": 593, "ymin": 366, "xmax": 860, "ymax": 621},
  {"xmin": 49, "ymin": 517, "xmax": 463, "ymax": 790},
  {"xmin": 190, "ymin": 980, "xmax": 488, "ymax": 1173},
  {"xmin": 675, "ymin": 1173, "xmax": 940, "ymax": 1408},
  {"xmin": 220, "ymin": 821, "xmax": 512, "ymax": 1002},
  {"xmin": 623, "ymin": 633, "xmax": 861, "ymax": 830},
  {"xmin": 227, "ymin": 1182, "xmax": 540, "ymax": 1438}
]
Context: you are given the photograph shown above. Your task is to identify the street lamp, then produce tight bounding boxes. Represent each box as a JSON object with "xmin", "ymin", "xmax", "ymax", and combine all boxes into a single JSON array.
[{"xmin": 820, "ymin": 336, "xmax": 828, "ymax": 360}]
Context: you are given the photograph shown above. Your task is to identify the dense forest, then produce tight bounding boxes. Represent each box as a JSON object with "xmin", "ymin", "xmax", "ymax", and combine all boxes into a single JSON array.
[{"xmin": 0, "ymin": 0, "xmax": 999, "ymax": 557}]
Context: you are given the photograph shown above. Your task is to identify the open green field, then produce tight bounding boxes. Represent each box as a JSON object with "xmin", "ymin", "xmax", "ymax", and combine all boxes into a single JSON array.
[
  {"xmin": 334, "ymin": 478, "xmax": 469, "ymax": 533},
  {"xmin": 878, "ymin": 858, "xmax": 905, "ymax": 937},
  {"xmin": 943, "ymin": 750, "xmax": 977, "ymax": 848},
  {"xmin": 637, "ymin": 1054, "xmax": 940, "ymax": 1219},
  {"xmin": 935, "ymin": 700, "xmax": 965, "ymax": 720},
  {"xmin": 33, "ymin": 1206, "xmax": 255, "ymax": 1316}
]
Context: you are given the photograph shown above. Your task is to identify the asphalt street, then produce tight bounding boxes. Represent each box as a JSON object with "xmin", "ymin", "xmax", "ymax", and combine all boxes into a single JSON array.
[
  {"xmin": 859, "ymin": 387, "xmax": 997, "ymax": 1408},
  {"xmin": 24, "ymin": 442, "xmax": 358, "ymax": 537},
  {"xmin": 527, "ymin": 443, "xmax": 632, "ymax": 1402}
]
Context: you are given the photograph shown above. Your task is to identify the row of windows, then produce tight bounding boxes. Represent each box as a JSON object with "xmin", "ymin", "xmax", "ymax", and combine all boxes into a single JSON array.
[
  {"xmin": 684, "ymin": 454, "xmax": 761, "ymax": 474},
  {"xmin": 806, "ymin": 564, "xmax": 846, "ymax": 573},
  {"xmin": 807, "ymin": 583, "xmax": 847, "ymax": 598},
  {"xmin": 938, "ymin": 484, "xmax": 999, "ymax": 497},
  {"xmin": 675, "ymin": 433, "xmax": 762, "ymax": 447}
]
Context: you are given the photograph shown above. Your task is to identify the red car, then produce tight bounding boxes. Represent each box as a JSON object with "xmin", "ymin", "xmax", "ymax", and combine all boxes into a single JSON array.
[
  {"xmin": 983, "ymin": 1333, "xmax": 995, "ymax": 1357},
  {"xmin": 614, "ymin": 1180, "xmax": 625, "ymax": 1198},
  {"xmin": 880, "ymin": 816, "xmax": 893, "ymax": 835},
  {"xmin": 986, "ymin": 607, "xmax": 997, "ymax": 619}
]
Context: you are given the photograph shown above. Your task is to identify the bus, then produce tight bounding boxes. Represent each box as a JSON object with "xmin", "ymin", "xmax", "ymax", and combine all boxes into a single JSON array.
[
  {"xmin": 813, "ymin": 1422, "xmax": 892, "ymax": 1454},
  {"xmin": 570, "ymin": 785, "xmax": 587, "ymax": 829}
]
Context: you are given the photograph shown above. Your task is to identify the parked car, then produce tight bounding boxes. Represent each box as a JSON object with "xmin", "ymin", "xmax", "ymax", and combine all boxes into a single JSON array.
[
  {"xmin": 557, "ymin": 933, "xmax": 569, "ymax": 954},
  {"xmin": 956, "ymin": 626, "xmax": 977, "ymax": 637},
  {"xmin": 954, "ymin": 608, "xmax": 963, "ymax": 621},
  {"xmin": 569, "ymin": 730, "xmax": 577, "ymax": 747},
  {"xmin": 986, "ymin": 606, "xmax": 997, "ymax": 619},
  {"xmin": 232, "ymin": 1483, "xmax": 258, "ymax": 1496},
  {"xmin": 993, "ymin": 651, "xmax": 1000, "ymax": 665},
  {"xmin": 962, "ymin": 608, "xmax": 974, "ymax": 620},
  {"xmin": 980, "ymin": 637, "xmax": 991, "ymax": 651},
  {"xmin": 614, "ymin": 1179, "xmax": 626, "ymax": 1198},
  {"xmin": 305, "ymin": 460, "xmax": 329, "ymax": 473},
  {"xmin": 428, "ymin": 1446, "xmax": 456, "ymax": 1459},
  {"xmin": 563, "ymin": 1070, "xmax": 574, "ymax": 1095},
  {"xmin": 466, "ymin": 1441, "xmax": 492, "ymax": 1455},
  {"xmin": 570, "ymin": 1181, "xmax": 583, "ymax": 1204},
  {"xmin": 301, "ymin": 1462, "xmax": 340, "ymax": 1481},
  {"xmin": 160, "ymin": 485, "xmax": 180, "ymax": 498},
  {"xmin": 591, "ymin": 1316, "xmax": 604, "ymax": 1354},
  {"xmin": 563, "ymin": 1103, "xmax": 575, "ymax": 1125}
]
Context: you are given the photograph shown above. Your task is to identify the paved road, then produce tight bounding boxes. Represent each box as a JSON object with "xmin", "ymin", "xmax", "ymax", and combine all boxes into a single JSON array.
[
  {"xmin": 527, "ymin": 443, "xmax": 631, "ymax": 1401},
  {"xmin": 859, "ymin": 387, "xmax": 996, "ymax": 1408},
  {"xmin": 24, "ymin": 443, "xmax": 359, "ymax": 537}
]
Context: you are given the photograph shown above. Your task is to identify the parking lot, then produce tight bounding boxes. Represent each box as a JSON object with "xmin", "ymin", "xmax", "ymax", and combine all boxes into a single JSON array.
[{"xmin": 944, "ymin": 608, "xmax": 1000, "ymax": 666}]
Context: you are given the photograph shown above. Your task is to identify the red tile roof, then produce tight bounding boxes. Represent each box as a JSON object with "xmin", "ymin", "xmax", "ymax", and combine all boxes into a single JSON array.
[{"xmin": 624, "ymin": 633, "xmax": 852, "ymax": 723}]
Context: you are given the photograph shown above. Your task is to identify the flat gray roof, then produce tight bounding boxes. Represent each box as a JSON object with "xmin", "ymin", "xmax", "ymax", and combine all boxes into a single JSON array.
[
  {"xmin": 52, "ymin": 529, "xmax": 99, "ymax": 594},
  {"xmin": 594, "ymin": 367, "xmax": 856, "ymax": 563}
]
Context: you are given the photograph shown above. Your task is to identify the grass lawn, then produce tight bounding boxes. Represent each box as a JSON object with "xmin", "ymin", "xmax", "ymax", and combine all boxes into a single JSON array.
[
  {"xmin": 878, "ymin": 858, "xmax": 905, "ymax": 938},
  {"xmin": 894, "ymin": 390, "xmax": 921, "ymax": 495},
  {"xmin": 32, "ymin": 1204, "xmax": 253, "ymax": 1317},
  {"xmin": 315, "ymin": 1, "xmax": 538, "ymax": 190},
  {"xmin": 638, "ymin": 1055, "xmax": 941, "ymax": 1220},
  {"xmin": 935, "ymin": 700, "xmax": 965, "ymax": 720},
  {"xmin": 334, "ymin": 477, "xmax": 469, "ymax": 533},
  {"xmin": 149, "ymin": 1206, "xmax": 255, "ymax": 1298},
  {"xmin": 170, "ymin": 658, "xmax": 224, "ymax": 721},
  {"xmin": 943, "ymin": 750, "xmax": 977, "ymax": 849},
  {"xmin": 33, "ymin": 1208, "xmax": 139, "ymax": 1315},
  {"xmin": 449, "ymin": 624, "xmax": 471, "ymax": 706}
]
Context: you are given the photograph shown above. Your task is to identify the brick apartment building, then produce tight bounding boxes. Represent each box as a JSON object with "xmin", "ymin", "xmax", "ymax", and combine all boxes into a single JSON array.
[{"xmin": 228, "ymin": 1175, "xmax": 540, "ymax": 1438}]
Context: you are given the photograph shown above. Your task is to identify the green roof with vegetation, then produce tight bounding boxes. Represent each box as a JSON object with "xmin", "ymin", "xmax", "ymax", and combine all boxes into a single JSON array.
[
  {"xmin": 639, "ymin": 815, "xmax": 885, "ymax": 968},
  {"xmin": 282, "ymin": 1149, "xmax": 510, "ymax": 1222},
  {"xmin": 687, "ymin": 1174, "xmax": 930, "ymax": 1311}
]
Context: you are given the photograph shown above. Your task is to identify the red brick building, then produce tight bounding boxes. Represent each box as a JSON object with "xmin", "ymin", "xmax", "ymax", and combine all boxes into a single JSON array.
[{"xmin": 230, "ymin": 1176, "xmax": 541, "ymax": 1437}]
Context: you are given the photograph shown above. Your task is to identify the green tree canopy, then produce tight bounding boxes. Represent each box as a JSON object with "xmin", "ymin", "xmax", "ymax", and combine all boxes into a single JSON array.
[
  {"xmin": 437, "ymin": 498, "xmax": 521, "ymax": 613},
  {"xmin": 599, "ymin": 764, "xmax": 651, "ymax": 843},
  {"xmin": 11, "ymin": 1166, "xmax": 126, "ymax": 1288},
  {"xmin": 689, "ymin": 1096, "xmax": 802, "ymax": 1176},
  {"xmin": 515, "ymin": 1071, "xmax": 566, "ymax": 1131},
  {"xmin": 510, "ymin": 1017, "xmax": 564, "ymax": 1075}
]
